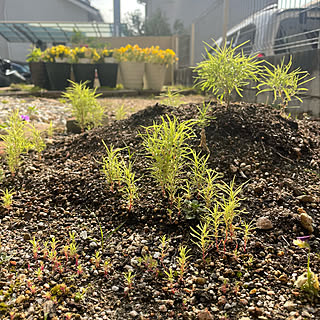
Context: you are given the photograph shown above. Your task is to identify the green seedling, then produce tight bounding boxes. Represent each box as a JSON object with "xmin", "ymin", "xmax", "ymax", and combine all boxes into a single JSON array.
[
  {"xmin": 293, "ymin": 237, "xmax": 319, "ymax": 298},
  {"xmin": 0, "ymin": 109, "xmax": 32, "ymax": 175},
  {"xmin": 200, "ymin": 169, "xmax": 221, "ymax": 208},
  {"xmin": 164, "ymin": 267, "xmax": 175, "ymax": 288},
  {"xmin": 190, "ymin": 222, "xmax": 213, "ymax": 265},
  {"xmin": 120, "ymin": 158, "xmax": 139, "ymax": 211},
  {"xmin": 241, "ymin": 220, "xmax": 256, "ymax": 252},
  {"xmin": 1, "ymin": 188, "xmax": 15, "ymax": 210},
  {"xmin": 101, "ymin": 141, "xmax": 123, "ymax": 192},
  {"xmin": 160, "ymin": 88, "xmax": 183, "ymax": 107},
  {"xmin": 257, "ymin": 56, "xmax": 314, "ymax": 115},
  {"xmin": 62, "ymin": 80, "xmax": 103, "ymax": 131},
  {"xmin": 91, "ymin": 250, "xmax": 101, "ymax": 268},
  {"xmin": 47, "ymin": 120, "xmax": 54, "ymax": 138},
  {"xmin": 205, "ymin": 204, "xmax": 223, "ymax": 251},
  {"xmin": 30, "ymin": 125, "xmax": 46, "ymax": 159},
  {"xmin": 27, "ymin": 105, "xmax": 38, "ymax": 117},
  {"xmin": 177, "ymin": 245, "xmax": 191, "ymax": 282},
  {"xmin": 139, "ymin": 255, "xmax": 159, "ymax": 274},
  {"xmin": 29, "ymin": 236, "xmax": 39, "ymax": 259},
  {"xmin": 140, "ymin": 115, "xmax": 196, "ymax": 204},
  {"xmin": 77, "ymin": 264, "xmax": 83, "ymax": 276},
  {"xmin": 74, "ymin": 286, "xmax": 89, "ymax": 302},
  {"xmin": 159, "ymin": 235, "xmax": 170, "ymax": 265},
  {"xmin": 103, "ymin": 259, "xmax": 111, "ymax": 277},
  {"xmin": 194, "ymin": 40, "xmax": 262, "ymax": 106},
  {"xmin": 197, "ymin": 101, "xmax": 215, "ymax": 128},
  {"xmin": 115, "ymin": 104, "xmax": 127, "ymax": 120},
  {"xmin": 188, "ymin": 149, "xmax": 210, "ymax": 195},
  {"xmin": 124, "ymin": 270, "xmax": 135, "ymax": 290}
]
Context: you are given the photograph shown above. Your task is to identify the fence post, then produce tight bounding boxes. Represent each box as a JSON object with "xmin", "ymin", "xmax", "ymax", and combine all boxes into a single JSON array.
[{"xmin": 190, "ymin": 23, "xmax": 195, "ymax": 66}]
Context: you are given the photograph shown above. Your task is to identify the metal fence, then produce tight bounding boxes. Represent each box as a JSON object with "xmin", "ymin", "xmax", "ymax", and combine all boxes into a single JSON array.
[{"xmin": 190, "ymin": 0, "xmax": 320, "ymax": 64}]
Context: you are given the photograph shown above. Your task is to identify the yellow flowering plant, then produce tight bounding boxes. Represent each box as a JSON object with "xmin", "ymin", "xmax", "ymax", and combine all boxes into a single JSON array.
[
  {"xmin": 113, "ymin": 44, "xmax": 146, "ymax": 63},
  {"xmin": 95, "ymin": 48, "xmax": 113, "ymax": 63},
  {"xmin": 71, "ymin": 47, "xmax": 100, "ymax": 63},
  {"xmin": 145, "ymin": 46, "xmax": 178, "ymax": 66},
  {"xmin": 43, "ymin": 45, "xmax": 71, "ymax": 63}
]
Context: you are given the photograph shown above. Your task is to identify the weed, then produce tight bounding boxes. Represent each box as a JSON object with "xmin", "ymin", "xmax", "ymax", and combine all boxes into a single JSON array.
[
  {"xmin": 200, "ymin": 169, "xmax": 221, "ymax": 208},
  {"xmin": 241, "ymin": 220, "xmax": 256, "ymax": 252},
  {"xmin": 47, "ymin": 121, "xmax": 54, "ymax": 138}
]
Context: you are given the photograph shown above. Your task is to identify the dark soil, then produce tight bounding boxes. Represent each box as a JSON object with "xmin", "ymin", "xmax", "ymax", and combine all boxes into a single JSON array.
[{"xmin": 0, "ymin": 101, "xmax": 319, "ymax": 320}]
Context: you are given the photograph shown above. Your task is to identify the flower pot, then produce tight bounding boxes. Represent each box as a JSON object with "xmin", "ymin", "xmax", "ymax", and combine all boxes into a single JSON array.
[
  {"xmin": 119, "ymin": 61, "xmax": 145, "ymax": 90},
  {"xmin": 78, "ymin": 58, "xmax": 91, "ymax": 64},
  {"xmin": 96, "ymin": 63, "xmax": 118, "ymax": 88},
  {"xmin": 55, "ymin": 57, "xmax": 69, "ymax": 63},
  {"xmin": 45, "ymin": 62, "xmax": 71, "ymax": 91},
  {"xmin": 144, "ymin": 63, "xmax": 167, "ymax": 91},
  {"xmin": 72, "ymin": 63, "xmax": 96, "ymax": 89},
  {"xmin": 29, "ymin": 61, "xmax": 50, "ymax": 89},
  {"xmin": 104, "ymin": 57, "xmax": 115, "ymax": 63}
]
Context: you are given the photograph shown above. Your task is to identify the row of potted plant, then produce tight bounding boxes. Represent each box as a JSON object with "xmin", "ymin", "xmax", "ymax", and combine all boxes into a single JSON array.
[
  {"xmin": 27, "ymin": 45, "xmax": 178, "ymax": 65},
  {"xmin": 27, "ymin": 44, "xmax": 178, "ymax": 91}
]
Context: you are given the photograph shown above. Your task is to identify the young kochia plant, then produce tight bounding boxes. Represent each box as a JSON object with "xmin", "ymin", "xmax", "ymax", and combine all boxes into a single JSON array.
[
  {"xmin": 140, "ymin": 115, "xmax": 196, "ymax": 204},
  {"xmin": 0, "ymin": 109, "xmax": 32, "ymax": 175},
  {"xmin": 101, "ymin": 140, "xmax": 123, "ymax": 192},
  {"xmin": 120, "ymin": 157, "xmax": 139, "ymax": 212},
  {"xmin": 257, "ymin": 56, "xmax": 314, "ymax": 115},
  {"xmin": 190, "ymin": 222, "xmax": 213, "ymax": 265},
  {"xmin": 177, "ymin": 245, "xmax": 191, "ymax": 283},
  {"xmin": 1, "ymin": 188, "xmax": 15, "ymax": 210},
  {"xmin": 62, "ymin": 80, "xmax": 104, "ymax": 132},
  {"xmin": 194, "ymin": 40, "xmax": 262, "ymax": 107}
]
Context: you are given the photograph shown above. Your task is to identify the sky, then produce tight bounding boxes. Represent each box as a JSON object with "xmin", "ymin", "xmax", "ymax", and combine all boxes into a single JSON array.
[{"xmin": 90, "ymin": 0, "xmax": 145, "ymax": 22}]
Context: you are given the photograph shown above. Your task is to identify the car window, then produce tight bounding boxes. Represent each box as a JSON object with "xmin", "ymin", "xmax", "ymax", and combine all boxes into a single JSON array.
[
  {"xmin": 236, "ymin": 24, "xmax": 256, "ymax": 54},
  {"xmin": 274, "ymin": 10, "xmax": 320, "ymax": 54}
]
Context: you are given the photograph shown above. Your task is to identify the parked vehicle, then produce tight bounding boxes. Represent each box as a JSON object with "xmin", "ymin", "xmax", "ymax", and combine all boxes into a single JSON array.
[
  {"xmin": 0, "ymin": 58, "xmax": 29, "ymax": 87},
  {"xmin": 210, "ymin": 4, "xmax": 320, "ymax": 57}
]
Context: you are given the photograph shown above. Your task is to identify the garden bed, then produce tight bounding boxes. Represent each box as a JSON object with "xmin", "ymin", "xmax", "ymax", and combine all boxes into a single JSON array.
[{"xmin": 0, "ymin": 101, "xmax": 319, "ymax": 320}]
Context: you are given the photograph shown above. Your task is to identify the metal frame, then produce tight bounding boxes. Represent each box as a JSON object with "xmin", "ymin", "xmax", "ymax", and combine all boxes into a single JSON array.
[{"xmin": 0, "ymin": 21, "xmax": 115, "ymax": 43}]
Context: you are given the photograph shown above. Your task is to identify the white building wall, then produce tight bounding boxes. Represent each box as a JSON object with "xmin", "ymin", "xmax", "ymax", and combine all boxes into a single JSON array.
[{"xmin": 0, "ymin": 0, "xmax": 98, "ymax": 62}]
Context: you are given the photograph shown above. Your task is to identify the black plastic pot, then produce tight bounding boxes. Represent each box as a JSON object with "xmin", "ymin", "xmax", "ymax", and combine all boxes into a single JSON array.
[
  {"xmin": 45, "ymin": 62, "xmax": 71, "ymax": 91},
  {"xmin": 96, "ymin": 63, "xmax": 118, "ymax": 88},
  {"xmin": 29, "ymin": 62, "xmax": 50, "ymax": 89},
  {"xmin": 72, "ymin": 63, "xmax": 96, "ymax": 89}
]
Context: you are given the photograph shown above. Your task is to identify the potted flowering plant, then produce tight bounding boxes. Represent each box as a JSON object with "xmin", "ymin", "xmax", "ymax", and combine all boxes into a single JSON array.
[
  {"xmin": 113, "ymin": 44, "xmax": 146, "ymax": 90},
  {"xmin": 26, "ymin": 48, "xmax": 50, "ymax": 89},
  {"xmin": 43, "ymin": 45, "xmax": 71, "ymax": 91},
  {"xmin": 72, "ymin": 47, "xmax": 98, "ymax": 89},
  {"xmin": 96, "ymin": 48, "xmax": 118, "ymax": 88},
  {"xmin": 144, "ymin": 47, "xmax": 178, "ymax": 91}
]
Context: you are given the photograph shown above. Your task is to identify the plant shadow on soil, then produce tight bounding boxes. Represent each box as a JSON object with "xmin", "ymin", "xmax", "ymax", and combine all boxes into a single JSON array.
[{"xmin": 0, "ymin": 101, "xmax": 319, "ymax": 320}]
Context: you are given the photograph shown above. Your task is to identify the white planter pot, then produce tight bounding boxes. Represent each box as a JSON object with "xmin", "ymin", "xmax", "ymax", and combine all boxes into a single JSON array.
[
  {"xmin": 55, "ymin": 57, "xmax": 68, "ymax": 63},
  {"xmin": 120, "ymin": 61, "xmax": 145, "ymax": 90},
  {"xmin": 78, "ymin": 58, "xmax": 91, "ymax": 64},
  {"xmin": 104, "ymin": 57, "xmax": 115, "ymax": 63},
  {"xmin": 144, "ymin": 63, "xmax": 167, "ymax": 91}
]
